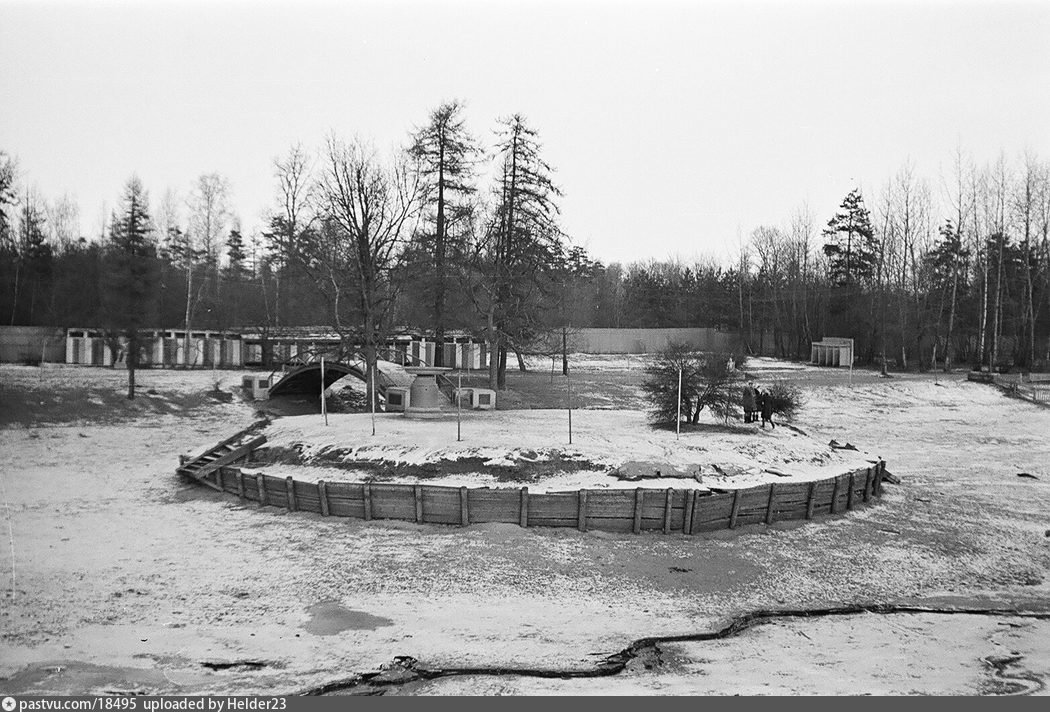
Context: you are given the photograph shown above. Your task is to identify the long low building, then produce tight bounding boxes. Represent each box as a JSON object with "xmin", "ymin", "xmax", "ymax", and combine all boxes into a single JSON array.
[
  {"xmin": 10, "ymin": 325, "xmax": 743, "ymax": 369},
  {"xmin": 61, "ymin": 327, "xmax": 489, "ymax": 370}
]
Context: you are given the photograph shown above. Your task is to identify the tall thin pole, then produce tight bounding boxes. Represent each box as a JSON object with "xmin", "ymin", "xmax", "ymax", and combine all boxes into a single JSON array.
[
  {"xmin": 676, "ymin": 366, "xmax": 682, "ymax": 440},
  {"xmin": 321, "ymin": 357, "xmax": 328, "ymax": 426},
  {"xmin": 567, "ymin": 367, "xmax": 573, "ymax": 445},
  {"xmin": 457, "ymin": 373, "xmax": 462, "ymax": 442},
  {"xmin": 370, "ymin": 366, "xmax": 376, "ymax": 436}
]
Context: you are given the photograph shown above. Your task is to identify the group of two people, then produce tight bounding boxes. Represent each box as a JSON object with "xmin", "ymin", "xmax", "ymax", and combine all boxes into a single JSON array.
[{"xmin": 742, "ymin": 382, "xmax": 775, "ymax": 429}]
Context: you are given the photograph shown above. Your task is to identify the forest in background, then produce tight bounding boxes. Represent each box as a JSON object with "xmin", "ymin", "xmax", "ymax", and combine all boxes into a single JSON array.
[{"xmin": 3, "ymin": 103, "xmax": 1049, "ymax": 390}]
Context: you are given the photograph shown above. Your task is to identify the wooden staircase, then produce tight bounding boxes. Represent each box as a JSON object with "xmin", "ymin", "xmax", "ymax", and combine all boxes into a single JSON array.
[{"xmin": 177, "ymin": 422, "xmax": 268, "ymax": 492}]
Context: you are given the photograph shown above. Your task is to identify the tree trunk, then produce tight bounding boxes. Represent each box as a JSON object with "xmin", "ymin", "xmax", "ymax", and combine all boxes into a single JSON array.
[
  {"xmin": 184, "ymin": 264, "xmax": 193, "ymax": 368},
  {"xmin": 562, "ymin": 326, "xmax": 568, "ymax": 376},
  {"xmin": 126, "ymin": 331, "xmax": 138, "ymax": 400},
  {"xmin": 991, "ymin": 233, "xmax": 1004, "ymax": 369},
  {"xmin": 486, "ymin": 307, "xmax": 498, "ymax": 390},
  {"xmin": 497, "ymin": 345, "xmax": 507, "ymax": 390},
  {"xmin": 433, "ymin": 139, "xmax": 446, "ymax": 368},
  {"xmin": 944, "ymin": 263, "xmax": 959, "ymax": 372}
]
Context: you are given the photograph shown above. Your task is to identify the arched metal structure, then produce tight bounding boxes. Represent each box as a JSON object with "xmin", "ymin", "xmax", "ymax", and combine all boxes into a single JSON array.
[
  {"xmin": 267, "ymin": 362, "xmax": 370, "ymax": 398},
  {"xmin": 266, "ymin": 359, "xmax": 418, "ymax": 399}
]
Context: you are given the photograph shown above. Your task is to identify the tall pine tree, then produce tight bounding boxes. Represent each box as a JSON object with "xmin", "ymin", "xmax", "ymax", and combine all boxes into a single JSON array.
[
  {"xmin": 103, "ymin": 176, "xmax": 157, "ymax": 399},
  {"xmin": 822, "ymin": 188, "xmax": 879, "ymax": 286},
  {"xmin": 479, "ymin": 114, "xmax": 565, "ymax": 389},
  {"xmin": 408, "ymin": 100, "xmax": 478, "ymax": 365}
]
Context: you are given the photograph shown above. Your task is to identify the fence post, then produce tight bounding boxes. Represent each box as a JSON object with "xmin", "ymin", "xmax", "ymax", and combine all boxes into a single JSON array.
[
  {"xmin": 806, "ymin": 481, "xmax": 817, "ymax": 519},
  {"xmin": 363, "ymin": 483, "xmax": 373, "ymax": 521},
  {"xmin": 414, "ymin": 485, "xmax": 423, "ymax": 523},
  {"xmin": 633, "ymin": 488, "xmax": 644, "ymax": 534},
  {"xmin": 765, "ymin": 483, "xmax": 776, "ymax": 524},
  {"xmin": 874, "ymin": 461, "xmax": 885, "ymax": 496},
  {"xmin": 846, "ymin": 472, "xmax": 856, "ymax": 510},
  {"xmin": 519, "ymin": 487, "xmax": 529, "ymax": 528},
  {"xmin": 256, "ymin": 474, "xmax": 267, "ymax": 507},
  {"xmin": 286, "ymin": 476, "xmax": 297, "ymax": 512},
  {"xmin": 729, "ymin": 489, "xmax": 742, "ymax": 529},
  {"xmin": 460, "ymin": 486, "xmax": 469, "ymax": 526},
  {"xmin": 578, "ymin": 489, "xmax": 588, "ymax": 532},
  {"xmin": 683, "ymin": 490, "xmax": 696, "ymax": 535},
  {"xmin": 236, "ymin": 470, "xmax": 245, "ymax": 499},
  {"xmin": 663, "ymin": 488, "xmax": 673, "ymax": 534},
  {"xmin": 831, "ymin": 476, "xmax": 842, "ymax": 514},
  {"xmin": 318, "ymin": 480, "xmax": 329, "ymax": 517},
  {"xmin": 863, "ymin": 467, "xmax": 873, "ymax": 503}
]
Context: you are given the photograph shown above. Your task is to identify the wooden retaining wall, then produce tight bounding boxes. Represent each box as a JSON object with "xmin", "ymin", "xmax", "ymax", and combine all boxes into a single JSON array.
[{"xmin": 195, "ymin": 454, "xmax": 886, "ymax": 534}]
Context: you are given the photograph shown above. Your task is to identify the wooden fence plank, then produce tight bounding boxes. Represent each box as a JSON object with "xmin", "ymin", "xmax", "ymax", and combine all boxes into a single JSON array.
[
  {"xmin": 363, "ymin": 483, "xmax": 372, "ymax": 521},
  {"xmin": 325, "ymin": 497, "xmax": 364, "ymax": 518},
  {"xmin": 691, "ymin": 493, "xmax": 735, "ymax": 523},
  {"xmin": 584, "ymin": 490, "xmax": 635, "ymax": 517},
  {"xmin": 633, "ymin": 488, "xmax": 643, "ymax": 534},
  {"xmin": 765, "ymin": 483, "xmax": 776, "ymax": 524},
  {"xmin": 318, "ymin": 481, "xmax": 329, "ymax": 516},
  {"xmin": 236, "ymin": 470, "xmax": 245, "ymax": 499},
  {"xmin": 663, "ymin": 489, "xmax": 673, "ymax": 534},
  {"xmin": 583, "ymin": 518, "xmax": 635, "ymax": 533},
  {"xmin": 460, "ymin": 486, "xmax": 469, "ymax": 526},
  {"xmin": 286, "ymin": 476, "xmax": 297, "ymax": 512},
  {"xmin": 519, "ymin": 487, "xmax": 529, "ymax": 528},
  {"xmin": 368, "ymin": 484, "xmax": 415, "ymax": 520},
  {"xmin": 830, "ymin": 476, "xmax": 841, "ymax": 514},
  {"xmin": 256, "ymin": 473, "xmax": 267, "ymax": 507},
  {"xmin": 683, "ymin": 490, "xmax": 696, "ymax": 535},
  {"xmin": 529, "ymin": 492, "xmax": 578, "ymax": 520},
  {"xmin": 806, "ymin": 481, "xmax": 817, "ymax": 519},
  {"xmin": 418, "ymin": 486, "xmax": 460, "ymax": 525},
  {"xmin": 466, "ymin": 489, "xmax": 519, "ymax": 523},
  {"xmin": 863, "ymin": 467, "xmax": 873, "ymax": 502},
  {"xmin": 729, "ymin": 489, "xmax": 742, "ymax": 528},
  {"xmin": 263, "ymin": 475, "xmax": 288, "ymax": 508}
]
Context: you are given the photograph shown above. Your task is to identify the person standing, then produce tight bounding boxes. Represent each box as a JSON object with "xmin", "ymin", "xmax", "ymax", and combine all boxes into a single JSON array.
[
  {"xmin": 760, "ymin": 388, "xmax": 775, "ymax": 429},
  {"xmin": 742, "ymin": 382, "xmax": 756, "ymax": 423}
]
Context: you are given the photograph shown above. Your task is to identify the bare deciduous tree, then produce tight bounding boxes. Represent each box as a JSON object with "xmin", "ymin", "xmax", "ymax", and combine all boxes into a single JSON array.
[{"xmin": 311, "ymin": 136, "xmax": 424, "ymax": 406}]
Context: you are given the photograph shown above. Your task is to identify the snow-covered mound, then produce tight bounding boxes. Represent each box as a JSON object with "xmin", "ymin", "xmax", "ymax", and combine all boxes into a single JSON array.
[{"xmin": 246, "ymin": 408, "xmax": 876, "ymax": 493}]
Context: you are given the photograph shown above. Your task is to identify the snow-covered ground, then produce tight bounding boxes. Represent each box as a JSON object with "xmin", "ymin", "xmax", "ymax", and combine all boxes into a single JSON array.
[
  {"xmin": 246, "ymin": 408, "xmax": 874, "ymax": 492},
  {"xmin": 1, "ymin": 361, "xmax": 1048, "ymax": 696}
]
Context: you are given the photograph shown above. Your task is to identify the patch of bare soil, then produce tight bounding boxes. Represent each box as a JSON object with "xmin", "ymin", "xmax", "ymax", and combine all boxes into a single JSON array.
[
  {"xmin": 248, "ymin": 445, "xmax": 608, "ymax": 484},
  {"xmin": 0, "ymin": 365, "xmax": 242, "ymax": 427}
]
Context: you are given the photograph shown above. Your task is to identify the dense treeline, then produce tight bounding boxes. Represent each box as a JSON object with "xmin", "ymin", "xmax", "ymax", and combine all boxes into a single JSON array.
[
  {"xmin": 2, "ymin": 125, "xmax": 1049, "ymax": 388},
  {"xmin": 737, "ymin": 154, "xmax": 1050, "ymax": 372}
]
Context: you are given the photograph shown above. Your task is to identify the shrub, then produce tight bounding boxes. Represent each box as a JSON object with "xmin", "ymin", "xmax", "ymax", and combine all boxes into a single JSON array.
[
  {"xmin": 642, "ymin": 341, "xmax": 749, "ymax": 426},
  {"xmin": 763, "ymin": 379, "xmax": 804, "ymax": 419}
]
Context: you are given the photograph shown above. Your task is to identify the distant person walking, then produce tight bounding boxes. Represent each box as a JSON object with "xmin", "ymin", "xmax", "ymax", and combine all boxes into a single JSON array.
[
  {"xmin": 742, "ymin": 383, "xmax": 756, "ymax": 423},
  {"xmin": 760, "ymin": 389, "xmax": 775, "ymax": 429}
]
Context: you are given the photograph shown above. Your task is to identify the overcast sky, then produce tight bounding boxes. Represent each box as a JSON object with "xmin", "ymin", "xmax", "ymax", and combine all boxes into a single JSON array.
[{"xmin": 3, "ymin": 0, "xmax": 1049, "ymax": 266}]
